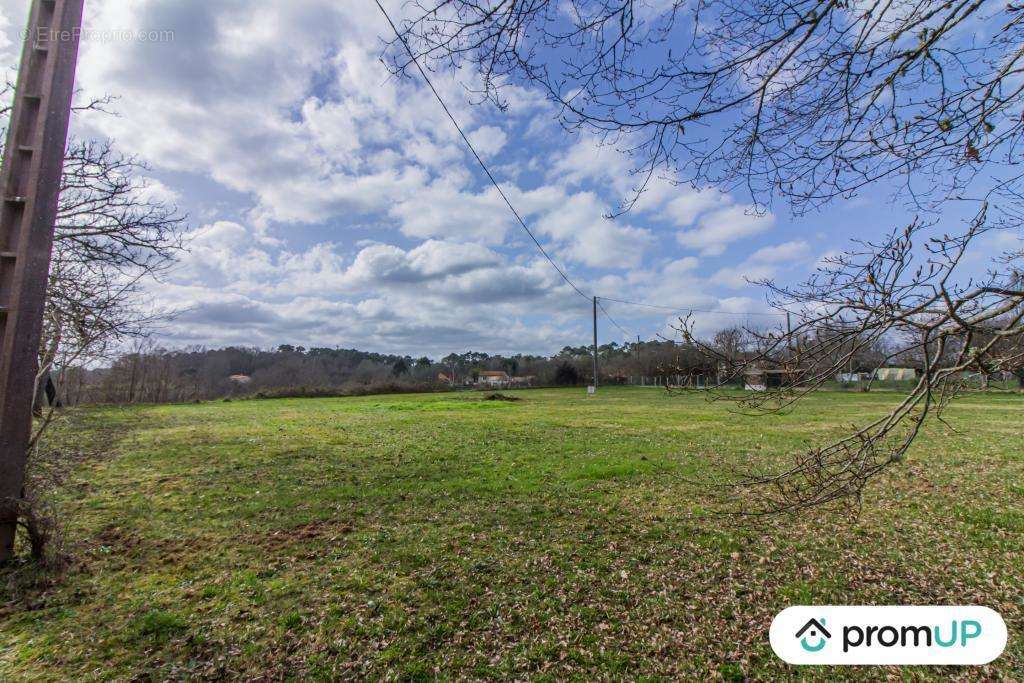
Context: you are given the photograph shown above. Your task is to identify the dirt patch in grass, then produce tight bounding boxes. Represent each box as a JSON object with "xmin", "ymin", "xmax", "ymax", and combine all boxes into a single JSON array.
[
  {"xmin": 255, "ymin": 520, "xmax": 355, "ymax": 551},
  {"xmin": 483, "ymin": 392, "xmax": 522, "ymax": 402},
  {"xmin": 93, "ymin": 524, "xmax": 145, "ymax": 553}
]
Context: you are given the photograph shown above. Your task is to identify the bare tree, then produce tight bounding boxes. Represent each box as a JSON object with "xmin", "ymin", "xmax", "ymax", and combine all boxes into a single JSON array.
[
  {"xmin": 3, "ymin": 83, "xmax": 184, "ymax": 383},
  {"xmin": 672, "ymin": 206, "xmax": 1022, "ymax": 512},
  {"xmin": 387, "ymin": 0, "xmax": 1023, "ymax": 209},
  {"xmin": 387, "ymin": 0, "xmax": 1024, "ymax": 511},
  {"xmin": 39, "ymin": 137, "xmax": 185, "ymax": 387}
]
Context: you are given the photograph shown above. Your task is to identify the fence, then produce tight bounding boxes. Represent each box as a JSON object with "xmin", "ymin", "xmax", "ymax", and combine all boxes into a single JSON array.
[{"xmin": 627, "ymin": 375, "xmax": 713, "ymax": 388}]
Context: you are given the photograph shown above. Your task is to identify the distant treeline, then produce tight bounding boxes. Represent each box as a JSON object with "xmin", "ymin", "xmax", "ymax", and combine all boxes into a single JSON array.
[
  {"xmin": 53, "ymin": 321, "xmax": 1003, "ymax": 406},
  {"xmin": 53, "ymin": 340, "xmax": 716, "ymax": 406}
]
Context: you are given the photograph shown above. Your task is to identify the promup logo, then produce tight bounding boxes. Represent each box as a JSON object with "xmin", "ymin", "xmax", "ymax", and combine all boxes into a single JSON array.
[
  {"xmin": 770, "ymin": 606, "xmax": 1007, "ymax": 665},
  {"xmin": 795, "ymin": 618, "xmax": 831, "ymax": 653}
]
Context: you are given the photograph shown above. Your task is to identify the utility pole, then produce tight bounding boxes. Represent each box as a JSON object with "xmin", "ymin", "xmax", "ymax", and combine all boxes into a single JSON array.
[
  {"xmin": 786, "ymin": 310, "xmax": 793, "ymax": 361},
  {"xmin": 635, "ymin": 334, "xmax": 640, "ymax": 387},
  {"xmin": 0, "ymin": 0, "xmax": 85, "ymax": 561},
  {"xmin": 592, "ymin": 296, "xmax": 599, "ymax": 391}
]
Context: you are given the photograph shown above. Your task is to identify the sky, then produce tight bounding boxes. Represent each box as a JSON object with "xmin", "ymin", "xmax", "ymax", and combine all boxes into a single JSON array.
[{"xmin": 0, "ymin": 0, "xmax": 1008, "ymax": 358}]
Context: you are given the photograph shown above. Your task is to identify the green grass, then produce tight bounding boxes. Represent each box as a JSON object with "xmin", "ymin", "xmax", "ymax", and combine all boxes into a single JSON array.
[{"xmin": 1, "ymin": 388, "xmax": 1022, "ymax": 680}]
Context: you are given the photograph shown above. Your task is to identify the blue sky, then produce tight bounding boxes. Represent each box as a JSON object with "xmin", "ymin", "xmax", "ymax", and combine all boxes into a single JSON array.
[{"xmin": 1, "ymin": 0, "xmax": 1011, "ymax": 357}]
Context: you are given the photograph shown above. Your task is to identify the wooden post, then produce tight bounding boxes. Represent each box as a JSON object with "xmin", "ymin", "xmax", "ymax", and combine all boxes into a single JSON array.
[{"xmin": 0, "ymin": 0, "xmax": 85, "ymax": 560}]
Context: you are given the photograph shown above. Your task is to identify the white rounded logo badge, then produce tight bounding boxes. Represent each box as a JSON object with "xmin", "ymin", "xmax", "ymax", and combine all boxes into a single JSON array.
[{"xmin": 770, "ymin": 606, "xmax": 1007, "ymax": 665}]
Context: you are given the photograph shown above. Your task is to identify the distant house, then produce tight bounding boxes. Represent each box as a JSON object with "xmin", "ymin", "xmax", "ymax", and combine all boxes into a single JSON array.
[
  {"xmin": 438, "ymin": 372, "xmax": 454, "ymax": 384},
  {"xmin": 478, "ymin": 370, "xmax": 510, "ymax": 387},
  {"xmin": 227, "ymin": 375, "xmax": 252, "ymax": 396},
  {"xmin": 511, "ymin": 375, "xmax": 536, "ymax": 387},
  {"xmin": 874, "ymin": 367, "xmax": 917, "ymax": 381}
]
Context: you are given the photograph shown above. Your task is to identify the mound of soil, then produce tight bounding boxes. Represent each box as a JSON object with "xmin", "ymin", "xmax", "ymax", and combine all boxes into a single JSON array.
[{"xmin": 483, "ymin": 393, "xmax": 521, "ymax": 402}]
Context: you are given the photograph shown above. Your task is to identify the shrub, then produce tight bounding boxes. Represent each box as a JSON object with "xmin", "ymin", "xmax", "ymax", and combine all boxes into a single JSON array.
[{"xmin": 554, "ymin": 362, "xmax": 582, "ymax": 386}]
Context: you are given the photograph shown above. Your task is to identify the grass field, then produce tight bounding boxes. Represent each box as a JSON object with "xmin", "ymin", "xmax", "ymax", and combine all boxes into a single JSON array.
[{"xmin": 1, "ymin": 387, "xmax": 1021, "ymax": 680}]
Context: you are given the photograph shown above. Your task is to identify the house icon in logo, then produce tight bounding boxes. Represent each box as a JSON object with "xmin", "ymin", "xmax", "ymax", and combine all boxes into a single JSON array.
[{"xmin": 796, "ymin": 618, "xmax": 831, "ymax": 652}]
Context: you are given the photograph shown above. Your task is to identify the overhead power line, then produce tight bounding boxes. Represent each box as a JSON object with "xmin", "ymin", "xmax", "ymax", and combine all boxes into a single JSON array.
[
  {"xmin": 375, "ymin": 0, "xmax": 590, "ymax": 302},
  {"xmin": 598, "ymin": 296, "xmax": 790, "ymax": 318},
  {"xmin": 375, "ymin": 1, "xmax": 793, "ymax": 325},
  {"xmin": 595, "ymin": 297, "xmax": 633, "ymax": 340}
]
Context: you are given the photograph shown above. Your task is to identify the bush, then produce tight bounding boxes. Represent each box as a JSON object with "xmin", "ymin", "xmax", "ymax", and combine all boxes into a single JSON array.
[{"xmin": 554, "ymin": 362, "xmax": 583, "ymax": 386}]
